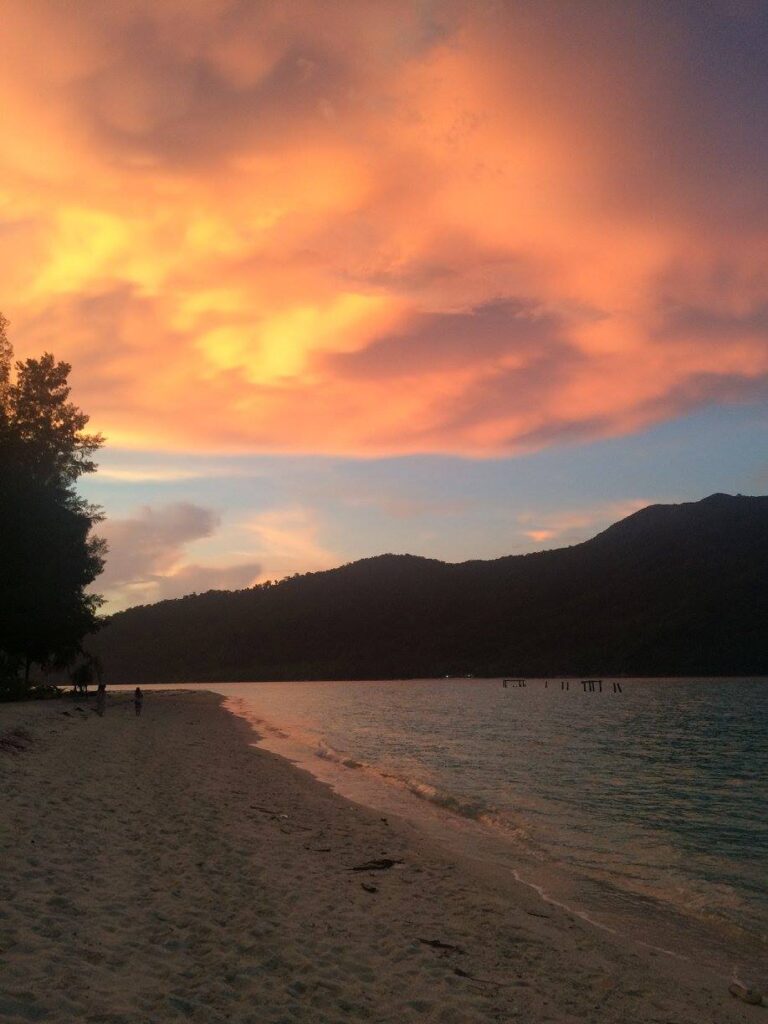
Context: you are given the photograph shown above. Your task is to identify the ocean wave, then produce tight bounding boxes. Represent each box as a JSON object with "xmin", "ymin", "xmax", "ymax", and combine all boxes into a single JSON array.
[
  {"xmin": 221, "ymin": 683, "xmax": 767, "ymax": 979},
  {"xmin": 229, "ymin": 697, "xmax": 530, "ymax": 836},
  {"xmin": 313, "ymin": 740, "xmax": 524, "ymax": 833},
  {"xmin": 313, "ymin": 734, "xmax": 765, "ymax": 949}
]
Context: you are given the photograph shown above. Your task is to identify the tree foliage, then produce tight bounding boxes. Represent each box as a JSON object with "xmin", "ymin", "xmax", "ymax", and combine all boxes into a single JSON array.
[{"xmin": 0, "ymin": 316, "xmax": 106, "ymax": 687}]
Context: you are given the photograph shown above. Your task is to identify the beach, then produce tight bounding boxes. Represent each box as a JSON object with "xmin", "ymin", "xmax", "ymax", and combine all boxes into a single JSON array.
[{"xmin": 0, "ymin": 691, "xmax": 762, "ymax": 1024}]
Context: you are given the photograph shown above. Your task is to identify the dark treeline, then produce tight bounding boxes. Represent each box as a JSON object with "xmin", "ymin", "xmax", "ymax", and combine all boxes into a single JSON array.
[
  {"xmin": 0, "ymin": 315, "xmax": 105, "ymax": 697},
  {"xmin": 90, "ymin": 493, "xmax": 768, "ymax": 682}
]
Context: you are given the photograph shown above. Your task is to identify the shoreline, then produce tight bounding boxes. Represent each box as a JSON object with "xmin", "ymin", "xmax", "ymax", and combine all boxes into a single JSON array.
[
  {"xmin": 230, "ymin": 696, "xmax": 738, "ymax": 964},
  {"xmin": 1, "ymin": 691, "xmax": 762, "ymax": 1023},
  {"xmin": 193, "ymin": 679, "xmax": 767, "ymax": 984}
]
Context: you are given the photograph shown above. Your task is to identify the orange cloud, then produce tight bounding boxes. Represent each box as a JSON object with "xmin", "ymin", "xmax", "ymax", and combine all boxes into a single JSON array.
[
  {"xmin": 524, "ymin": 530, "xmax": 556, "ymax": 544},
  {"xmin": 518, "ymin": 499, "xmax": 652, "ymax": 548},
  {"xmin": 1, "ymin": 1, "xmax": 767, "ymax": 455}
]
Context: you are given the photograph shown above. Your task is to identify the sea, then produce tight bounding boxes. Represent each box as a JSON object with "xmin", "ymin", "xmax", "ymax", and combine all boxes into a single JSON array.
[{"xmin": 131, "ymin": 677, "xmax": 768, "ymax": 980}]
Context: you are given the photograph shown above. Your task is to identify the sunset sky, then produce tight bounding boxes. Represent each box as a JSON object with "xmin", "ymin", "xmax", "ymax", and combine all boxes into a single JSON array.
[{"xmin": 2, "ymin": 0, "xmax": 767, "ymax": 609}]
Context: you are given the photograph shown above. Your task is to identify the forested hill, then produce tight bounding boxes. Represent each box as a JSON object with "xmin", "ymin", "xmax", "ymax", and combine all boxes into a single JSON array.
[{"xmin": 90, "ymin": 493, "xmax": 768, "ymax": 682}]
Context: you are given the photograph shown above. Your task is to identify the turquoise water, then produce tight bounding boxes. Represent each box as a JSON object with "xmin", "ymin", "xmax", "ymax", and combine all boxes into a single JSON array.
[{"xmin": 141, "ymin": 678, "xmax": 768, "ymax": 976}]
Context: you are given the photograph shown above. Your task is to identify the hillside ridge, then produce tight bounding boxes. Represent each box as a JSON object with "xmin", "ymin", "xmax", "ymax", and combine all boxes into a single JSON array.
[{"xmin": 89, "ymin": 494, "xmax": 768, "ymax": 680}]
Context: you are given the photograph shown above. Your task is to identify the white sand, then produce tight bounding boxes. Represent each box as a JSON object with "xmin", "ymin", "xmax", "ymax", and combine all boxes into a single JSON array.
[{"xmin": 0, "ymin": 691, "xmax": 761, "ymax": 1023}]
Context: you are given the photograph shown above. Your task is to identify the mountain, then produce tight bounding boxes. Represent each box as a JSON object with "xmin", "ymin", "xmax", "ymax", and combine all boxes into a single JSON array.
[{"xmin": 89, "ymin": 494, "xmax": 768, "ymax": 681}]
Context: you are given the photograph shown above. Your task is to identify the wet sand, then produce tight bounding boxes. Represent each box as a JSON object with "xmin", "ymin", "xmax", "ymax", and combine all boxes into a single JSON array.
[{"xmin": 0, "ymin": 691, "xmax": 761, "ymax": 1023}]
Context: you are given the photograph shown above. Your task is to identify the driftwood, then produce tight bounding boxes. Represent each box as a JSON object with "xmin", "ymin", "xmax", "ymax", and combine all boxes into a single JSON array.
[
  {"xmin": 418, "ymin": 938, "xmax": 465, "ymax": 954},
  {"xmin": 453, "ymin": 966, "xmax": 510, "ymax": 989},
  {"xmin": 350, "ymin": 858, "xmax": 403, "ymax": 872},
  {"xmin": 361, "ymin": 883, "xmax": 378, "ymax": 893}
]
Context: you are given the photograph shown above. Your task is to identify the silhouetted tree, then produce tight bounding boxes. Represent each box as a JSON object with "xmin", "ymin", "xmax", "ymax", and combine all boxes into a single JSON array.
[{"xmin": 0, "ymin": 316, "xmax": 106, "ymax": 690}]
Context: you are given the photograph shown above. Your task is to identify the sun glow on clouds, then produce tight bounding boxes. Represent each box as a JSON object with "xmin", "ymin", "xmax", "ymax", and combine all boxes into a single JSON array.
[
  {"xmin": 96, "ymin": 500, "xmax": 338, "ymax": 609},
  {"xmin": 97, "ymin": 502, "xmax": 263, "ymax": 610},
  {"xmin": 524, "ymin": 530, "xmax": 556, "ymax": 544},
  {"xmin": 518, "ymin": 500, "xmax": 651, "ymax": 549},
  {"xmin": 246, "ymin": 507, "xmax": 340, "ymax": 581},
  {"xmin": 1, "ymin": 1, "xmax": 767, "ymax": 457},
  {"xmin": 98, "ymin": 468, "xmax": 208, "ymax": 483}
]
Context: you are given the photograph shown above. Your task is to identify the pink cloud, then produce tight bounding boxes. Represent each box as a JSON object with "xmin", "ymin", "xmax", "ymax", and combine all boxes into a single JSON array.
[
  {"xmin": 97, "ymin": 502, "xmax": 261, "ymax": 609},
  {"xmin": 1, "ymin": 2, "xmax": 767, "ymax": 456},
  {"xmin": 518, "ymin": 500, "xmax": 653, "ymax": 549}
]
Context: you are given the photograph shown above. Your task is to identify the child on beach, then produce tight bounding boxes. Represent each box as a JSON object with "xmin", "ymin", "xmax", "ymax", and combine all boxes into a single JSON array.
[{"xmin": 134, "ymin": 687, "xmax": 143, "ymax": 717}]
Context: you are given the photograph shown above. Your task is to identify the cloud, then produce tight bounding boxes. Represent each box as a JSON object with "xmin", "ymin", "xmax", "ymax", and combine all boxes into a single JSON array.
[
  {"xmin": 524, "ymin": 529, "xmax": 556, "ymax": 544},
  {"xmin": 95, "ymin": 500, "xmax": 340, "ymax": 609},
  {"xmin": 152, "ymin": 562, "xmax": 262, "ymax": 602},
  {"xmin": 245, "ymin": 507, "xmax": 339, "ymax": 581},
  {"xmin": 97, "ymin": 468, "xmax": 208, "ymax": 483},
  {"xmin": 96, "ymin": 502, "xmax": 261, "ymax": 609},
  {"xmin": 2, "ymin": 2, "xmax": 768, "ymax": 456},
  {"xmin": 323, "ymin": 299, "xmax": 566, "ymax": 380},
  {"xmin": 517, "ymin": 499, "xmax": 652, "ymax": 549},
  {"xmin": 99, "ymin": 502, "xmax": 219, "ymax": 587}
]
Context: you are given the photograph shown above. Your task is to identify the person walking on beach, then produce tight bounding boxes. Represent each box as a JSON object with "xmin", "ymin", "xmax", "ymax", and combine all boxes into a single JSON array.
[
  {"xmin": 95, "ymin": 681, "xmax": 106, "ymax": 717},
  {"xmin": 134, "ymin": 687, "xmax": 143, "ymax": 717}
]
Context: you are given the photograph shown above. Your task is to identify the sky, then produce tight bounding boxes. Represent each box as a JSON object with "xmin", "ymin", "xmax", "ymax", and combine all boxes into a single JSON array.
[{"xmin": 1, "ymin": 0, "xmax": 767, "ymax": 610}]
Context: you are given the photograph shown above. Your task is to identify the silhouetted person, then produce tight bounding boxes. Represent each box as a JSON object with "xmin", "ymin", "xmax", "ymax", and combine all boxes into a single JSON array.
[
  {"xmin": 95, "ymin": 682, "xmax": 106, "ymax": 717},
  {"xmin": 134, "ymin": 687, "xmax": 143, "ymax": 717}
]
